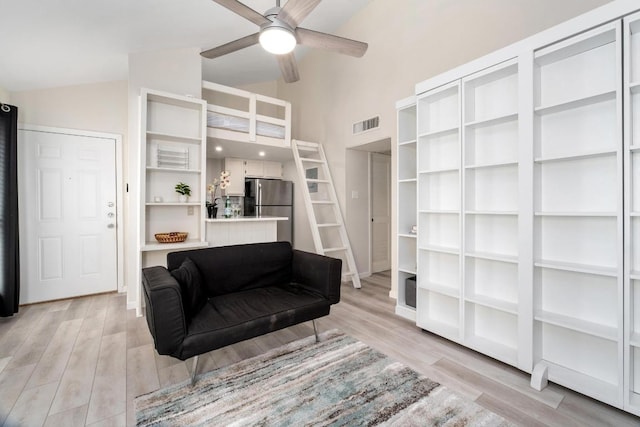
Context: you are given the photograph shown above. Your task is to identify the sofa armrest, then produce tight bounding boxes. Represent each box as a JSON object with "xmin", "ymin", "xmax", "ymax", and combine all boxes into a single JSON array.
[
  {"xmin": 141, "ymin": 266, "xmax": 187, "ymax": 357},
  {"xmin": 291, "ymin": 250, "xmax": 342, "ymax": 304}
]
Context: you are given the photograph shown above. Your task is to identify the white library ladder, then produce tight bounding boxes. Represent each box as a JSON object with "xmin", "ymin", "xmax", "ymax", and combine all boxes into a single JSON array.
[{"xmin": 292, "ymin": 139, "xmax": 361, "ymax": 289}]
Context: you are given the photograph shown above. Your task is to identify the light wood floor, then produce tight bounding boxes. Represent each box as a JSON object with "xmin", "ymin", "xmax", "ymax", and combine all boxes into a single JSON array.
[{"xmin": 0, "ymin": 272, "xmax": 638, "ymax": 426}]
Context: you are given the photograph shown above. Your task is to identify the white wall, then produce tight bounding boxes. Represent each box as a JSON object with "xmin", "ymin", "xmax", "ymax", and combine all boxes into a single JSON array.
[
  {"xmin": 0, "ymin": 86, "xmax": 10, "ymax": 103},
  {"xmin": 345, "ymin": 149, "xmax": 370, "ymax": 275},
  {"xmin": 11, "ymin": 81, "xmax": 127, "ymax": 134},
  {"xmin": 238, "ymin": 81, "xmax": 279, "ymax": 98},
  {"xmin": 277, "ymin": 0, "xmax": 612, "ymax": 297}
]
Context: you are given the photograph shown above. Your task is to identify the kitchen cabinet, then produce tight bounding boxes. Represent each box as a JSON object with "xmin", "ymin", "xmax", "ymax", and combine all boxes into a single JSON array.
[
  {"xmin": 223, "ymin": 158, "xmax": 245, "ymax": 196},
  {"xmin": 245, "ymin": 159, "xmax": 283, "ymax": 179}
]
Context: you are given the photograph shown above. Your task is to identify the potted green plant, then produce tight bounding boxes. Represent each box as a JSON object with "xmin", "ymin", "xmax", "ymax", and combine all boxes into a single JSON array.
[{"xmin": 175, "ymin": 182, "xmax": 191, "ymax": 203}]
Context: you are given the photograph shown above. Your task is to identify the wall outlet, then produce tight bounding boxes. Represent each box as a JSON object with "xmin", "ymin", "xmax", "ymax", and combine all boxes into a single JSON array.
[
  {"xmin": 187, "ymin": 206, "xmax": 194, "ymax": 216},
  {"xmin": 352, "ymin": 190, "xmax": 359, "ymax": 199}
]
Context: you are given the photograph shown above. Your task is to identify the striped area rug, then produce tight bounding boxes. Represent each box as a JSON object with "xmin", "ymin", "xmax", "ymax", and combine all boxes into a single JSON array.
[{"xmin": 135, "ymin": 330, "xmax": 512, "ymax": 426}]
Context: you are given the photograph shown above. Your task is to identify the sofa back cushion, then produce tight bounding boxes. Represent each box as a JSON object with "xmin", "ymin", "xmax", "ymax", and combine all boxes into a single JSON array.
[
  {"xmin": 169, "ymin": 257, "xmax": 207, "ymax": 323},
  {"xmin": 167, "ymin": 242, "xmax": 293, "ymax": 296}
]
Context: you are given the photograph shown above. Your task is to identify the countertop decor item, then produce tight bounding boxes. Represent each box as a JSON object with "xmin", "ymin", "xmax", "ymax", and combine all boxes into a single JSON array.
[
  {"xmin": 154, "ymin": 232, "xmax": 188, "ymax": 243},
  {"xmin": 206, "ymin": 170, "xmax": 231, "ymax": 216}
]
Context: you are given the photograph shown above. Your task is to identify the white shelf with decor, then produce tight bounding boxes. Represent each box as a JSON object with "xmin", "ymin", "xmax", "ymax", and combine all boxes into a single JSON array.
[
  {"xmin": 415, "ymin": 81, "xmax": 462, "ymax": 341},
  {"xmin": 395, "ymin": 96, "xmax": 417, "ymax": 321},
  {"xmin": 625, "ymin": 11, "xmax": 640, "ymax": 416},
  {"xmin": 139, "ymin": 89, "xmax": 208, "ymax": 254},
  {"xmin": 531, "ymin": 21, "xmax": 623, "ymax": 407}
]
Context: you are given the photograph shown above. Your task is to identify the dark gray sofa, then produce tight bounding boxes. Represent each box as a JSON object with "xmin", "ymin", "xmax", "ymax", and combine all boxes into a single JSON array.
[{"xmin": 141, "ymin": 242, "xmax": 342, "ymax": 368}]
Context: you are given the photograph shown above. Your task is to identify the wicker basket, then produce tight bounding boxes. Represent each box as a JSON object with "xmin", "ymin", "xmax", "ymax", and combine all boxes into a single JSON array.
[{"xmin": 154, "ymin": 232, "xmax": 188, "ymax": 243}]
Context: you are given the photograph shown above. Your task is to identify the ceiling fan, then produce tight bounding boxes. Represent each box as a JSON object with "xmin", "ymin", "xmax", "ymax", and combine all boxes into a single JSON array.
[{"xmin": 201, "ymin": 0, "xmax": 368, "ymax": 83}]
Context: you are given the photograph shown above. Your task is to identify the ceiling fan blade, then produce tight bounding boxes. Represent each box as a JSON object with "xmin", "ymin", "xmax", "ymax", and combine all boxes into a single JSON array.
[
  {"xmin": 296, "ymin": 28, "xmax": 368, "ymax": 57},
  {"xmin": 277, "ymin": 0, "xmax": 321, "ymax": 28},
  {"xmin": 210, "ymin": 0, "xmax": 270, "ymax": 26},
  {"xmin": 201, "ymin": 33, "xmax": 260, "ymax": 59},
  {"xmin": 276, "ymin": 53, "xmax": 300, "ymax": 83}
]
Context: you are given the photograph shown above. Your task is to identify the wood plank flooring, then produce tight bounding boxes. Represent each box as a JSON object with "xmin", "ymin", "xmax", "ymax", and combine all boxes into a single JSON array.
[{"xmin": 0, "ymin": 272, "xmax": 638, "ymax": 426}]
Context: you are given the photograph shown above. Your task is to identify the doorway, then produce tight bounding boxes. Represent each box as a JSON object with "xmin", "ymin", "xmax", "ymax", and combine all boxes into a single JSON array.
[
  {"xmin": 18, "ymin": 126, "xmax": 123, "ymax": 304},
  {"xmin": 346, "ymin": 138, "xmax": 391, "ymax": 276}
]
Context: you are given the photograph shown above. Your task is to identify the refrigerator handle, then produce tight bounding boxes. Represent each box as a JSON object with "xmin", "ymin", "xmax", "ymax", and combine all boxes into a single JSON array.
[{"xmin": 257, "ymin": 182, "xmax": 262, "ymax": 217}]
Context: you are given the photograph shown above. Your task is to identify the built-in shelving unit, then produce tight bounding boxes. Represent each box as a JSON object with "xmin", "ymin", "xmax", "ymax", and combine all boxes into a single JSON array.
[
  {"xmin": 415, "ymin": 81, "xmax": 461, "ymax": 341},
  {"xmin": 401, "ymin": 2, "xmax": 640, "ymax": 416},
  {"xmin": 395, "ymin": 96, "xmax": 417, "ymax": 321},
  {"xmin": 411, "ymin": 60, "xmax": 522, "ymax": 365},
  {"xmin": 139, "ymin": 89, "xmax": 208, "ymax": 252},
  {"xmin": 462, "ymin": 60, "xmax": 520, "ymax": 366},
  {"xmin": 532, "ymin": 21, "xmax": 623, "ymax": 407},
  {"xmin": 625, "ymin": 11, "xmax": 640, "ymax": 416}
]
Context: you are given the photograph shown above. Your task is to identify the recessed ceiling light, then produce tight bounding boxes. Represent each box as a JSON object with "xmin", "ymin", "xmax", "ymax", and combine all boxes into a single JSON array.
[
  {"xmin": 215, "ymin": 146, "xmax": 222, "ymax": 152},
  {"xmin": 259, "ymin": 151, "xmax": 266, "ymax": 157}
]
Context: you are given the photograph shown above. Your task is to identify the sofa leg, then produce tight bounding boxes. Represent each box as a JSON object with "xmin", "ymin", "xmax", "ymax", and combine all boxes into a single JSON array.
[
  {"xmin": 312, "ymin": 319, "xmax": 320, "ymax": 343},
  {"xmin": 190, "ymin": 355, "xmax": 200, "ymax": 385}
]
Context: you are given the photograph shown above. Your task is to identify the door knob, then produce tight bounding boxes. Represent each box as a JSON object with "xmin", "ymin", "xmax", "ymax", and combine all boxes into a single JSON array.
[
  {"xmin": 108, "ymin": 202, "xmax": 114, "ymax": 207},
  {"xmin": 107, "ymin": 212, "xmax": 114, "ymax": 218},
  {"xmin": 107, "ymin": 224, "xmax": 115, "ymax": 229}
]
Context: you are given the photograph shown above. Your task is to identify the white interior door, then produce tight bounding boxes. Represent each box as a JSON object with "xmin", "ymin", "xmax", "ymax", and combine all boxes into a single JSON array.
[
  {"xmin": 371, "ymin": 152, "xmax": 391, "ymax": 272},
  {"xmin": 18, "ymin": 128, "xmax": 118, "ymax": 304}
]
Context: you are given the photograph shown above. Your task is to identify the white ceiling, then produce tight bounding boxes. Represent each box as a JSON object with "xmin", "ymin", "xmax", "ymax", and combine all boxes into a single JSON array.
[{"xmin": 0, "ymin": 0, "xmax": 370, "ymax": 92}]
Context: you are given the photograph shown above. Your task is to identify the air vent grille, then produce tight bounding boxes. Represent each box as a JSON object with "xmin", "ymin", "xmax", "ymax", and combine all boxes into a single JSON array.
[{"xmin": 352, "ymin": 116, "xmax": 380, "ymax": 134}]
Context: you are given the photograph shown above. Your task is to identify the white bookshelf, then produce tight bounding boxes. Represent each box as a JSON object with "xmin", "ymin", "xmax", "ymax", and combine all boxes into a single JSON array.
[
  {"xmin": 413, "ymin": 61, "xmax": 523, "ymax": 362},
  {"xmin": 139, "ymin": 89, "xmax": 208, "ymax": 253},
  {"xmin": 416, "ymin": 82, "xmax": 461, "ymax": 341},
  {"xmin": 462, "ymin": 59, "xmax": 520, "ymax": 367},
  {"xmin": 395, "ymin": 96, "xmax": 417, "ymax": 320},
  {"xmin": 404, "ymin": 2, "xmax": 640, "ymax": 415},
  {"xmin": 532, "ymin": 21, "xmax": 623, "ymax": 407},
  {"xmin": 625, "ymin": 11, "xmax": 640, "ymax": 416}
]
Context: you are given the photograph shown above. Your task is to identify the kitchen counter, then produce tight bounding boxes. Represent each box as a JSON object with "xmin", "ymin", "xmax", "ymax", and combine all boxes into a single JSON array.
[
  {"xmin": 205, "ymin": 216, "xmax": 288, "ymax": 246},
  {"xmin": 204, "ymin": 216, "xmax": 288, "ymax": 223}
]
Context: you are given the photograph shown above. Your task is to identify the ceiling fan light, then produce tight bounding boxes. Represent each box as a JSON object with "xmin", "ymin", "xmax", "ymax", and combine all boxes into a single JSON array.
[{"xmin": 259, "ymin": 25, "xmax": 296, "ymax": 55}]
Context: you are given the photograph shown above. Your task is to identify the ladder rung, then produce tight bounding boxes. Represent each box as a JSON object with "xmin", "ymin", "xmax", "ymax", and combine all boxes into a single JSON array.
[
  {"xmin": 311, "ymin": 201, "xmax": 335, "ymax": 205},
  {"xmin": 297, "ymin": 146, "xmax": 318, "ymax": 152},
  {"xmin": 324, "ymin": 247, "xmax": 347, "ymax": 253},
  {"xmin": 301, "ymin": 158, "xmax": 324, "ymax": 163},
  {"xmin": 296, "ymin": 141, "xmax": 319, "ymax": 148},
  {"xmin": 306, "ymin": 179, "xmax": 329, "ymax": 183},
  {"xmin": 317, "ymin": 223, "xmax": 341, "ymax": 228}
]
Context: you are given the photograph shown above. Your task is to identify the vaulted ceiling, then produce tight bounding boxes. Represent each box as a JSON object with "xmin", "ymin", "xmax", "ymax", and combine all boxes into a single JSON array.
[{"xmin": 0, "ymin": 0, "xmax": 370, "ymax": 91}]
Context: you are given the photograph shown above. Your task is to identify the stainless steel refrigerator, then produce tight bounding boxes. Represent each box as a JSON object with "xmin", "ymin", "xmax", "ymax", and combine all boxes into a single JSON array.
[{"xmin": 244, "ymin": 179, "xmax": 293, "ymax": 243}]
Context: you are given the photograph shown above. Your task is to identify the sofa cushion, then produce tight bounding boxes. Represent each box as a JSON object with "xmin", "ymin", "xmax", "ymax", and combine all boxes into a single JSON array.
[
  {"xmin": 168, "ymin": 242, "xmax": 293, "ymax": 297},
  {"xmin": 180, "ymin": 284, "xmax": 330, "ymax": 359},
  {"xmin": 170, "ymin": 257, "xmax": 206, "ymax": 322}
]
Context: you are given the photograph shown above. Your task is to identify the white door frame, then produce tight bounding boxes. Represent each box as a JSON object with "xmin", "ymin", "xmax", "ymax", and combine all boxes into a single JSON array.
[
  {"xmin": 370, "ymin": 152, "xmax": 392, "ymax": 273},
  {"xmin": 18, "ymin": 124, "xmax": 125, "ymax": 293},
  {"xmin": 346, "ymin": 138, "xmax": 392, "ymax": 278}
]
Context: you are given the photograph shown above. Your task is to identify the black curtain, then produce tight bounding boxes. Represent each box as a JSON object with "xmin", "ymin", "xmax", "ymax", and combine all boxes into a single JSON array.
[{"xmin": 0, "ymin": 103, "xmax": 19, "ymax": 317}]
